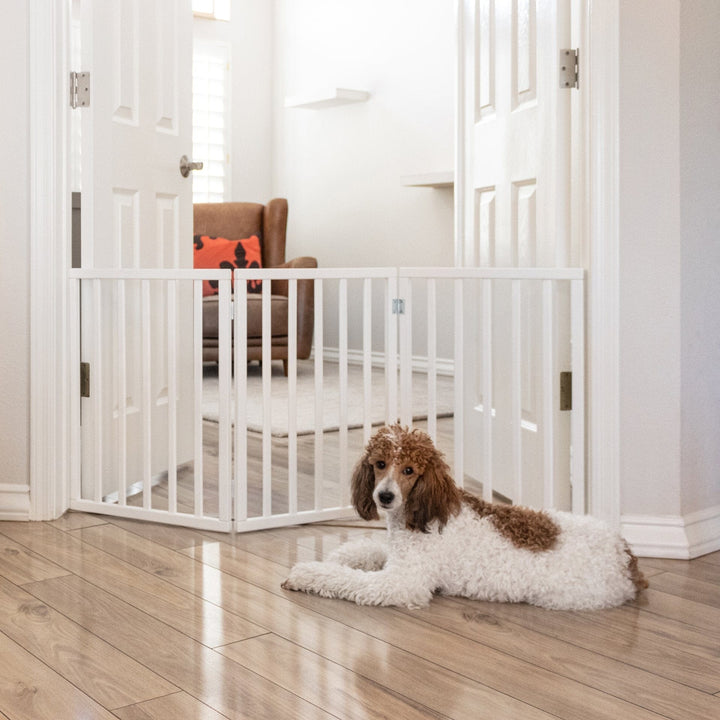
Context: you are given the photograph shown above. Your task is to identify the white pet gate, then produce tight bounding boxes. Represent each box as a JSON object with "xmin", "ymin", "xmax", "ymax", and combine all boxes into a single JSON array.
[{"xmin": 68, "ymin": 266, "xmax": 584, "ymax": 532}]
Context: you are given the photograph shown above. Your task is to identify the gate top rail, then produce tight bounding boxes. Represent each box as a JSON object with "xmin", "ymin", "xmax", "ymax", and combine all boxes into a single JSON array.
[
  {"xmin": 68, "ymin": 268, "xmax": 232, "ymax": 280},
  {"xmin": 398, "ymin": 267, "xmax": 584, "ymax": 281},
  {"xmin": 69, "ymin": 266, "xmax": 584, "ymax": 281}
]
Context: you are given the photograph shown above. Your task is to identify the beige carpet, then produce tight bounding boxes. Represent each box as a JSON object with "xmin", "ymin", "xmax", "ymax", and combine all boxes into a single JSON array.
[{"xmin": 202, "ymin": 360, "xmax": 454, "ymax": 437}]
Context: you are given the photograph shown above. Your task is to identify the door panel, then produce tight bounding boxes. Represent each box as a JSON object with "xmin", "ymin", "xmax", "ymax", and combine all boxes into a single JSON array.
[
  {"xmin": 460, "ymin": 0, "xmax": 573, "ymax": 508},
  {"xmin": 80, "ymin": 0, "xmax": 194, "ymax": 502}
]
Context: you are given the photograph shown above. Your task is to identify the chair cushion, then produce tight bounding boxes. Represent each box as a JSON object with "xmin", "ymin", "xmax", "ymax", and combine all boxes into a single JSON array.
[
  {"xmin": 193, "ymin": 234, "xmax": 262, "ymax": 296},
  {"xmin": 203, "ymin": 294, "xmax": 288, "ymax": 339}
]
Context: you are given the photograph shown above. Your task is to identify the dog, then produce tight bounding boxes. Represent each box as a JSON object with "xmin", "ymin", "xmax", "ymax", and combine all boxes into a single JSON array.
[{"xmin": 282, "ymin": 424, "xmax": 647, "ymax": 610}]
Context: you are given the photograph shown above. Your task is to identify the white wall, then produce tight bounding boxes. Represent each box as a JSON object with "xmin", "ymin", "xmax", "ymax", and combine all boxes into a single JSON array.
[
  {"xmin": 618, "ymin": 0, "xmax": 720, "ymax": 554},
  {"xmin": 679, "ymin": 0, "xmax": 720, "ymax": 517},
  {"xmin": 193, "ymin": 0, "xmax": 275, "ymax": 203},
  {"xmin": 0, "ymin": 4, "xmax": 30, "ymax": 514},
  {"xmin": 273, "ymin": 0, "xmax": 455, "ymax": 354},
  {"xmin": 619, "ymin": 0, "xmax": 682, "ymax": 519}
]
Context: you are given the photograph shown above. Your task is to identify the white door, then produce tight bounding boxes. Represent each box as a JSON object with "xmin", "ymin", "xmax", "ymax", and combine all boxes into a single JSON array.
[
  {"xmin": 80, "ymin": 0, "xmax": 195, "ymax": 501},
  {"xmin": 458, "ymin": 0, "xmax": 574, "ymax": 509}
]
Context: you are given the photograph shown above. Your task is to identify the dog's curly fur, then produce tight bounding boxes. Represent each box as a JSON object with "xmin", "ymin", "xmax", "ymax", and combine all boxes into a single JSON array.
[{"xmin": 283, "ymin": 424, "xmax": 647, "ymax": 610}]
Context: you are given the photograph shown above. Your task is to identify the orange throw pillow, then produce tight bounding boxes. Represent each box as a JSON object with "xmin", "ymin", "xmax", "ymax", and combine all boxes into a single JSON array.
[{"xmin": 193, "ymin": 234, "xmax": 262, "ymax": 296}]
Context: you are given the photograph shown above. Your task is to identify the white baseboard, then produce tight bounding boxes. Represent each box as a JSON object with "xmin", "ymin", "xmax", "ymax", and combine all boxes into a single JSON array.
[
  {"xmin": 0, "ymin": 483, "xmax": 31, "ymax": 521},
  {"xmin": 320, "ymin": 347, "xmax": 455, "ymax": 376},
  {"xmin": 621, "ymin": 505, "xmax": 720, "ymax": 559}
]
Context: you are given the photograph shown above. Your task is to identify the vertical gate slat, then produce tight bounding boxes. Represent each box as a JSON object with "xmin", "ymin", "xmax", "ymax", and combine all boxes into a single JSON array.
[
  {"xmin": 385, "ymin": 275, "xmax": 398, "ymax": 424},
  {"xmin": 313, "ymin": 279, "xmax": 324, "ymax": 510},
  {"xmin": 116, "ymin": 279, "xmax": 127, "ymax": 505},
  {"xmin": 427, "ymin": 279, "xmax": 438, "ymax": 443},
  {"xmin": 167, "ymin": 279, "xmax": 178, "ymax": 514},
  {"xmin": 453, "ymin": 278, "xmax": 464, "ymax": 487},
  {"xmin": 511, "ymin": 280, "xmax": 523, "ymax": 505},
  {"xmin": 234, "ymin": 277, "xmax": 248, "ymax": 523},
  {"xmin": 571, "ymin": 277, "xmax": 586, "ymax": 514},
  {"xmin": 362, "ymin": 278, "xmax": 372, "ymax": 443},
  {"xmin": 193, "ymin": 279, "xmax": 204, "ymax": 517},
  {"xmin": 69, "ymin": 277, "xmax": 81, "ymax": 503},
  {"xmin": 482, "ymin": 279, "xmax": 493, "ymax": 502},
  {"xmin": 261, "ymin": 280, "xmax": 272, "ymax": 517},
  {"xmin": 217, "ymin": 276, "xmax": 232, "ymax": 522},
  {"xmin": 338, "ymin": 278, "xmax": 349, "ymax": 506},
  {"xmin": 399, "ymin": 277, "xmax": 412, "ymax": 427},
  {"xmin": 92, "ymin": 279, "xmax": 103, "ymax": 503},
  {"xmin": 141, "ymin": 279, "xmax": 152, "ymax": 510},
  {"xmin": 288, "ymin": 278, "xmax": 298, "ymax": 516},
  {"xmin": 542, "ymin": 280, "xmax": 555, "ymax": 509}
]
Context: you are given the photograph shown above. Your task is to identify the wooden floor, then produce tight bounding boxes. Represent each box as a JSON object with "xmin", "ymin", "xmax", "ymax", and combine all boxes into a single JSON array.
[{"xmin": 0, "ymin": 512, "xmax": 718, "ymax": 719}]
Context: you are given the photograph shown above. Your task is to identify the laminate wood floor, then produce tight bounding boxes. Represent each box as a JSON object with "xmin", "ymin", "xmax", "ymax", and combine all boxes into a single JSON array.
[{"xmin": 1, "ymin": 472, "xmax": 720, "ymax": 718}]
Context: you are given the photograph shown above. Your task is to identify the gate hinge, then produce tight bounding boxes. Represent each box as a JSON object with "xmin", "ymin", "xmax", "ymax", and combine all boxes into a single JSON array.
[
  {"xmin": 559, "ymin": 49, "xmax": 579, "ymax": 89},
  {"xmin": 80, "ymin": 362, "xmax": 90, "ymax": 398},
  {"xmin": 70, "ymin": 71, "xmax": 90, "ymax": 109},
  {"xmin": 560, "ymin": 371, "xmax": 572, "ymax": 411},
  {"xmin": 392, "ymin": 298, "xmax": 405, "ymax": 315}
]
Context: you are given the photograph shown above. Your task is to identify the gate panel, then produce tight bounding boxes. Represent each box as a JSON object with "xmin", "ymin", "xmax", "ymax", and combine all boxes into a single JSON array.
[
  {"xmin": 70, "ymin": 266, "xmax": 584, "ymax": 532},
  {"xmin": 70, "ymin": 268, "xmax": 233, "ymax": 532}
]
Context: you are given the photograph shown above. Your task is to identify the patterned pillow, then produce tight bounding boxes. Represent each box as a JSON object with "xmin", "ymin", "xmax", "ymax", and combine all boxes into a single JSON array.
[{"xmin": 193, "ymin": 234, "xmax": 262, "ymax": 296}]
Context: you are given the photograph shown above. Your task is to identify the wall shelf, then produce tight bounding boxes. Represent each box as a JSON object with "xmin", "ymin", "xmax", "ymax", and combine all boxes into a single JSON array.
[
  {"xmin": 401, "ymin": 171, "xmax": 454, "ymax": 188},
  {"xmin": 285, "ymin": 88, "xmax": 370, "ymax": 109}
]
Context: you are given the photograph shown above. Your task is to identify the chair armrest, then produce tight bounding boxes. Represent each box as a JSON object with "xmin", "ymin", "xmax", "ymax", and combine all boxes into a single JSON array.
[{"xmin": 271, "ymin": 256, "xmax": 317, "ymax": 360}]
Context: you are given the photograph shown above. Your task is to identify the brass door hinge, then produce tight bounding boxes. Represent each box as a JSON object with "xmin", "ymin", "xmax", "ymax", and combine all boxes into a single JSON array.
[
  {"xmin": 560, "ymin": 371, "xmax": 572, "ymax": 411},
  {"xmin": 80, "ymin": 362, "xmax": 90, "ymax": 398}
]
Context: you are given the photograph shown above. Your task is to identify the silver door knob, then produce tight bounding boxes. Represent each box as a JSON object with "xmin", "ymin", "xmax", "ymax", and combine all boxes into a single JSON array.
[{"xmin": 179, "ymin": 155, "xmax": 203, "ymax": 177}]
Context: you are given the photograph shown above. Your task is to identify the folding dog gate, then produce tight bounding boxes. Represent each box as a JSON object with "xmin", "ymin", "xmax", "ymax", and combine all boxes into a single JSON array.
[{"xmin": 68, "ymin": 266, "xmax": 584, "ymax": 532}]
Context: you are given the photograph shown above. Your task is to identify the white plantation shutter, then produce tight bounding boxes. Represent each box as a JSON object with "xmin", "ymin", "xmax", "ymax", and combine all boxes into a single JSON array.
[{"xmin": 192, "ymin": 41, "xmax": 231, "ymax": 203}]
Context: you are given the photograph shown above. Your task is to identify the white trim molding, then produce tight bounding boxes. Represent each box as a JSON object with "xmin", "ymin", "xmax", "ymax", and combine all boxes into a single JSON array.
[
  {"xmin": 28, "ymin": 0, "xmax": 72, "ymax": 520},
  {"xmin": 585, "ymin": 0, "xmax": 621, "ymax": 527},
  {"xmin": 622, "ymin": 506, "xmax": 720, "ymax": 559},
  {"xmin": 0, "ymin": 484, "xmax": 31, "ymax": 521}
]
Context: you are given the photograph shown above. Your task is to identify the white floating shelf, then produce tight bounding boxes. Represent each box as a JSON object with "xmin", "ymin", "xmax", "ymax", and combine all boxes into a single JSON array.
[
  {"xmin": 401, "ymin": 171, "xmax": 454, "ymax": 188},
  {"xmin": 285, "ymin": 88, "xmax": 370, "ymax": 109}
]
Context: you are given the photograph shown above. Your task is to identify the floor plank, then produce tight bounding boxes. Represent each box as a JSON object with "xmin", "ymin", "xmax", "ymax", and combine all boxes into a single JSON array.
[
  {"xmin": 0, "ymin": 513, "xmax": 718, "ymax": 720},
  {"xmin": 0, "ymin": 630, "xmax": 118, "ymax": 720},
  {"xmin": 113, "ymin": 691, "xmax": 228, "ymax": 720},
  {"xmin": 0, "ymin": 576, "xmax": 177, "ymax": 710},
  {"xmin": 0, "ymin": 522, "xmax": 266, "ymax": 648},
  {"xmin": 25, "ymin": 574, "xmax": 332, "ymax": 720},
  {"xmin": 0, "ymin": 533, "xmax": 70, "ymax": 585}
]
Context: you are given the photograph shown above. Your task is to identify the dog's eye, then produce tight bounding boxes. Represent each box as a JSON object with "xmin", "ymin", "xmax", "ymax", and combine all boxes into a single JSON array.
[
  {"xmin": 403, "ymin": 466, "xmax": 414, "ymax": 476},
  {"xmin": 375, "ymin": 460, "xmax": 386, "ymax": 470}
]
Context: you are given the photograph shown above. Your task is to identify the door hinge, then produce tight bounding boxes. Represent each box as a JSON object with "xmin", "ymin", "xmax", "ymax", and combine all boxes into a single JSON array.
[
  {"xmin": 559, "ymin": 49, "xmax": 579, "ymax": 89},
  {"xmin": 392, "ymin": 298, "xmax": 405, "ymax": 315},
  {"xmin": 70, "ymin": 71, "xmax": 90, "ymax": 109},
  {"xmin": 560, "ymin": 371, "xmax": 572, "ymax": 411},
  {"xmin": 80, "ymin": 362, "xmax": 90, "ymax": 398}
]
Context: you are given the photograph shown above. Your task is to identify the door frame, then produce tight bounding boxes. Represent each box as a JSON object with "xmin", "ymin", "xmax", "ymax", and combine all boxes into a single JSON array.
[{"xmin": 28, "ymin": 0, "xmax": 621, "ymax": 523}]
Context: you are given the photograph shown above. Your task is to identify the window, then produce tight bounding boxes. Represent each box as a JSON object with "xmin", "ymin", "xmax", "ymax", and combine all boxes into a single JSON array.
[
  {"xmin": 192, "ymin": 0, "xmax": 230, "ymax": 22},
  {"xmin": 192, "ymin": 41, "xmax": 231, "ymax": 203}
]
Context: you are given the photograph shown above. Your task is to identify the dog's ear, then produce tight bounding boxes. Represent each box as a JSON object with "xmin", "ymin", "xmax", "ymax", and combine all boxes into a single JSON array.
[
  {"xmin": 351, "ymin": 456, "xmax": 379, "ymax": 521},
  {"xmin": 405, "ymin": 456, "xmax": 460, "ymax": 532}
]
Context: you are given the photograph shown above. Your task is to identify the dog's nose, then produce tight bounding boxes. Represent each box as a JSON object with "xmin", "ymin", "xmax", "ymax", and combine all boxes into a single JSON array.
[{"xmin": 377, "ymin": 490, "xmax": 395, "ymax": 506}]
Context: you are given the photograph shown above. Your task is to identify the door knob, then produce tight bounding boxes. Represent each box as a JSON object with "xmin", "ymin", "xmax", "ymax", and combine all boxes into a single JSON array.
[{"xmin": 179, "ymin": 155, "xmax": 203, "ymax": 177}]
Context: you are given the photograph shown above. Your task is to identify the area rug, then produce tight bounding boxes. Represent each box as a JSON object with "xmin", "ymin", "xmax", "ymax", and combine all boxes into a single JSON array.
[{"xmin": 202, "ymin": 360, "xmax": 454, "ymax": 437}]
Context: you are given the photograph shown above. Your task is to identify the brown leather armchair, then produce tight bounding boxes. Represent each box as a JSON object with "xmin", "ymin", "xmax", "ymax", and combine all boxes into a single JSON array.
[{"xmin": 194, "ymin": 199, "xmax": 316, "ymax": 374}]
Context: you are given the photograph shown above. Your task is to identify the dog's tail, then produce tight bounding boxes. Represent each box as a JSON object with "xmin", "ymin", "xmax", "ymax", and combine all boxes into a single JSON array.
[{"xmin": 624, "ymin": 543, "xmax": 649, "ymax": 596}]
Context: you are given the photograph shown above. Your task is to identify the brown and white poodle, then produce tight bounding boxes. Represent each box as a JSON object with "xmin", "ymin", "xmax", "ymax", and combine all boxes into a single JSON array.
[{"xmin": 282, "ymin": 424, "xmax": 647, "ymax": 610}]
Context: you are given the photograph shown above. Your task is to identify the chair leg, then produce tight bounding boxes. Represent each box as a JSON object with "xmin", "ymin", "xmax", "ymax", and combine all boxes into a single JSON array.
[{"xmin": 282, "ymin": 359, "xmax": 289, "ymax": 376}]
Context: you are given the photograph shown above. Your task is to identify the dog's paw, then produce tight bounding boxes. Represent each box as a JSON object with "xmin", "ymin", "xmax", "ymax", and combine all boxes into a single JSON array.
[{"xmin": 281, "ymin": 561, "xmax": 326, "ymax": 593}]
